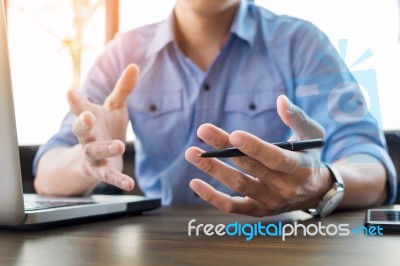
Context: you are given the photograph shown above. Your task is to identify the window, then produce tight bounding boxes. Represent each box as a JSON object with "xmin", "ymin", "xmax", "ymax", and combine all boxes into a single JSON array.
[{"xmin": 8, "ymin": 0, "xmax": 106, "ymax": 145}]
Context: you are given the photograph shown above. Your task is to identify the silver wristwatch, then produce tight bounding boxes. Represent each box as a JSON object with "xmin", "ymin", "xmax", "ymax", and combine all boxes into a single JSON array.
[{"xmin": 309, "ymin": 163, "xmax": 345, "ymax": 218}]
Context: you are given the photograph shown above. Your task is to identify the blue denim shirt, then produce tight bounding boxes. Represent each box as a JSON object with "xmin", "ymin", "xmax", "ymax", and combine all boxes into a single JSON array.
[{"xmin": 34, "ymin": 0, "xmax": 397, "ymax": 205}]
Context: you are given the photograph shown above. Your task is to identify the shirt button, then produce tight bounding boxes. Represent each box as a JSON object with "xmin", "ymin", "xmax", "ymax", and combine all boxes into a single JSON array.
[
  {"xmin": 249, "ymin": 102, "xmax": 256, "ymax": 111},
  {"xmin": 149, "ymin": 104, "xmax": 157, "ymax": 112},
  {"xmin": 203, "ymin": 83, "xmax": 210, "ymax": 91}
]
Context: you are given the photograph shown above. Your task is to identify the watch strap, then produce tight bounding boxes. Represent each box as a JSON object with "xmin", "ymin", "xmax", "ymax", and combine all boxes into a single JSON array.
[{"xmin": 309, "ymin": 163, "xmax": 345, "ymax": 217}]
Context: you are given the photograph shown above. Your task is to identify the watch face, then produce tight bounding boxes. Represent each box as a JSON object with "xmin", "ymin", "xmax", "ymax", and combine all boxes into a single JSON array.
[{"xmin": 320, "ymin": 190, "xmax": 344, "ymax": 217}]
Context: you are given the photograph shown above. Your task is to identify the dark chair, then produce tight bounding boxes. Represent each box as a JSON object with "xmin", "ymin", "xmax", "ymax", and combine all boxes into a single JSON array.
[
  {"xmin": 383, "ymin": 131, "xmax": 400, "ymax": 203},
  {"xmin": 19, "ymin": 145, "xmax": 38, "ymax": 193}
]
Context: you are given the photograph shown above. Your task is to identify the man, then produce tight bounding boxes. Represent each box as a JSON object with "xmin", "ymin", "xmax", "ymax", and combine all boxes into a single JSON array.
[{"xmin": 34, "ymin": 0, "xmax": 397, "ymax": 217}]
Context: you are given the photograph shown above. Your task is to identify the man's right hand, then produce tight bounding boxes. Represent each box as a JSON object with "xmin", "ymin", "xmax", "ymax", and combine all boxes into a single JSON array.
[{"xmin": 66, "ymin": 64, "xmax": 139, "ymax": 191}]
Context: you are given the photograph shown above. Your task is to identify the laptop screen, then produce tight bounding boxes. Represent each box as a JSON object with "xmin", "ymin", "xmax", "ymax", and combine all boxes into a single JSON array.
[{"xmin": 0, "ymin": 1, "xmax": 26, "ymax": 225}]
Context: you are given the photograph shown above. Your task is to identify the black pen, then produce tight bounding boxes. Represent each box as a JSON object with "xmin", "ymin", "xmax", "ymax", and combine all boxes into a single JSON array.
[{"xmin": 200, "ymin": 139, "xmax": 324, "ymax": 158}]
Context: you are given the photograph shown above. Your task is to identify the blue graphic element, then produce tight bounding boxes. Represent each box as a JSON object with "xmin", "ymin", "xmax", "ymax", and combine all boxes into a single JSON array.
[
  {"xmin": 338, "ymin": 39, "xmax": 348, "ymax": 62},
  {"xmin": 339, "ymin": 92, "xmax": 361, "ymax": 113},
  {"xmin": 349, "ymin": 48, "xmax": 373, "ymax": 69},
  {"xmin": 337, "ymin": 39, "xmax": 382, "ymax": 129}
]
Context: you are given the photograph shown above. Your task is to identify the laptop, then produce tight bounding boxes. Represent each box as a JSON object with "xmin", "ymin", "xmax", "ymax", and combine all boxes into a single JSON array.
[{"xmin": 0, "ymin": 2, "xmax": 160, "ymax": 229}]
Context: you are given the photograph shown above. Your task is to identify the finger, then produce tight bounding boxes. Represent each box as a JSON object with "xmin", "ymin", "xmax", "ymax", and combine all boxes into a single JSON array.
[
  {"xmin": 67, "ymin": 89, "xmax": 94, "ymax": 116},
  {"xmin": 276, "ymin": 95, "xmax": 324, "ymax": 139},
  {"xmin": 103, "ymin": 64, "xmax": 140, "ymax": 110},
  {"xmin": 83, "ymin": 140, "xmax": 125, "ymax": 162},
  {"xmin": 72, "ymin": 111, "xmax": 96, "ymax": 141},
  {"xmin": 197, "ymin": 123, "xmax": 232, "ymax": 149},
  {"xmin": 229, "ymin": 130, "xmax": 303, "ymax": 174},
  {"xmin": 189, "ymin": 179, "xmax": 265, "ymax": 216},
  {"xmin": 197, "ymin": 123, "xmax": 270, "ymax": 178},
  {"xmin": 185, "ymin": 147, "xmax": 261, "ymax": 197},
  {"xmin": 99, "ymin": 167, "xmax": 134, "ymax": 191}
]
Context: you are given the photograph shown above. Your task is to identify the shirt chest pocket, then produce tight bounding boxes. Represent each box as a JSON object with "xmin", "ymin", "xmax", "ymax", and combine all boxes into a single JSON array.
[
  {"xmin": 131, "ymin": 91, "xmax": 182, "ymax": 117},
  {"xmin": 224, "ymin": 90, "xmax": 278, "ymax": 116},
  {"xmin": 129, "ymin": 91, "xmax": 185, "ymax": 157},
  {"xmin": 222, "ymin": 89, "xmax": 285, "ymax": 138}
]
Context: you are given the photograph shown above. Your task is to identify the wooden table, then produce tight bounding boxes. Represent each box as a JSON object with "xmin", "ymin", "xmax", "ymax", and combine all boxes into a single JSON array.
[{"xmin": 0, "ymin": 206, "xmax": 398, "ymax": 266}]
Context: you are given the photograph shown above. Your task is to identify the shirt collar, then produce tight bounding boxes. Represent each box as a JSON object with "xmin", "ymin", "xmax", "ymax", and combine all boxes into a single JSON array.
[
  {"xmin": 146, "ymin": 13, "xmax": 175, "ymax": 57},
  {"xmin": 229, "ymin": 0, "xmax": 257, "ymax": 46},
  {"xmin": 146, "ymin": 0, "xmax": 257, "ymax": 57}
]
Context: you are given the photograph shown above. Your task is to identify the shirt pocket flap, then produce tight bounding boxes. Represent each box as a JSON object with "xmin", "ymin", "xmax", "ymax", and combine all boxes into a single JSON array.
[
  {"xmin": 132, "ymin": 91, "xmax": 182, "ymax": 117},
  {"xmin": 224, "ymin": 90, "xmax": 278, "ymax": 116}
]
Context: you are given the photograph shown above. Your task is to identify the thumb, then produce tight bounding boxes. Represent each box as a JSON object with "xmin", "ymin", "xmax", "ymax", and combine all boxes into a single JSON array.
[
  {"xmin": 103, "ymin": 64, "xmax": 140, "ymax": 110},
  {"xmin": 67, "ymin": 89, "xmax": 93, "ymax": 116},
  {"xmin": 277, "ymin": 95, "xmax": 324, "ymax": 140}
]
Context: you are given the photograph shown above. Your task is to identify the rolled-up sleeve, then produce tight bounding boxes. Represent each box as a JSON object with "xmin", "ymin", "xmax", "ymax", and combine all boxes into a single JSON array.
[
  {"xmin": 289, "ymin": 21, "xmax": 397, "ymax": 204},
  {"xmin": 33, "ymin": 112, "xmax": 78, "ymax": 175}
]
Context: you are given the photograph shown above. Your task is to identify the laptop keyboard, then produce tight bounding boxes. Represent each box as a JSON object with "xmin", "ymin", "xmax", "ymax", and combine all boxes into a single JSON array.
[{"xmin": 24, "ymin": 200, "xmax": 96, "ymax": 211}]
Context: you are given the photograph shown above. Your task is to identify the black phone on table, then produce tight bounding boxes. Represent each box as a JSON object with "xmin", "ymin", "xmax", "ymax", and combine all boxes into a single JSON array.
[{"xmin": 365, "ymin": 209, "xmax": 400, "ymax": 233}]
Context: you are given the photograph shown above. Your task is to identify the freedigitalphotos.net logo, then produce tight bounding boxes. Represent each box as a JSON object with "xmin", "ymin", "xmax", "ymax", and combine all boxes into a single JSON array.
[{"xmin": 187, "ymin": 219, "xmax": 383, "ymax": 241}]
